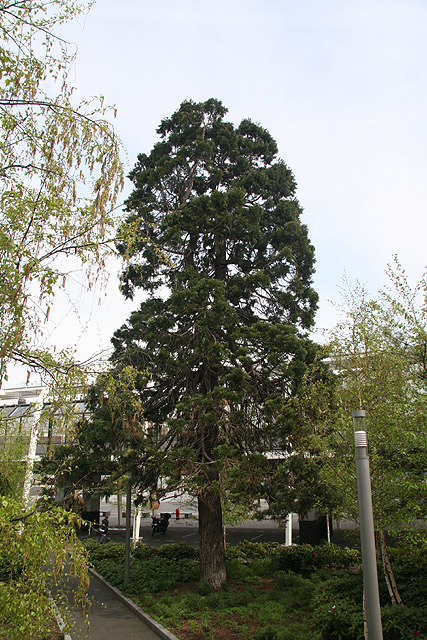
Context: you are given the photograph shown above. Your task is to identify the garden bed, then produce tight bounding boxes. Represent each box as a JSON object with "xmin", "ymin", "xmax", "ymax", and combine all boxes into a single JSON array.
[{"xmin": 83, "ymin": 540, "xmax": 427, "ymax": 640}]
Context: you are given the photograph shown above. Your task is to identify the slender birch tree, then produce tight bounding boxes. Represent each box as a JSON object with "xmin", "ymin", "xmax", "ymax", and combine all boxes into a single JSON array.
[
  {"xmin": 0, "ymin": 0, "xmax": 124, "ymax": 389},
  {"xmin": 299, "ymin": 261, "xmax": 427, "ymax": 604},
  {"xmin": 0, "ymin": 2, "xmax": 123, "ymax": 635}
]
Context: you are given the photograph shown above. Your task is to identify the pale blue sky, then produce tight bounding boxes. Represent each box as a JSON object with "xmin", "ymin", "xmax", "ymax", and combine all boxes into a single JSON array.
[{"xmin": 15, "ymin": 0, "xmax": 427, "ymax": 383}]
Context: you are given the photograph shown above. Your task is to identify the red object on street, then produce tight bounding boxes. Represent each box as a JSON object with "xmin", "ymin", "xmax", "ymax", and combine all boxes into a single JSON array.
[{"xmin": 176, "ymin": 508, "xmax": 180, "ymax": 520}]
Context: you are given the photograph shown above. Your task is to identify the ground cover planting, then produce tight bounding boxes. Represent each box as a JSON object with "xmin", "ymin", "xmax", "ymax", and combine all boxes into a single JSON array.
[{"xmin": 83, "ymin": 540, "xmax": 427, "ymax": 639}]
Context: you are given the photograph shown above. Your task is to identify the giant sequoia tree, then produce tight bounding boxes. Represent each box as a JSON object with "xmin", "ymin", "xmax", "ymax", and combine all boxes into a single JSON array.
[{"xmin": 112, "ymin": 99, "xmax": 318, "ymax": 589}]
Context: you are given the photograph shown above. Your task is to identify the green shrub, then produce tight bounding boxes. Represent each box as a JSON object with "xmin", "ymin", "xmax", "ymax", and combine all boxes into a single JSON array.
[
  {"xmin": 92, "ymin": 558, "xmax": 125, "ymax": 586},
  {"xmin": 204, "ymin": 589, "xmax": 252, "ymax": 610},
  {"xmin": 314, "ymin": 570, "xmax": 363, "ymax": 602},
  {"xmin": 91, "ymin": 554, "xmax": 199, "ymax": 594},
  {"xmin": 126, "ymin": 557, "xmax": 199, "ymax": 594},
  {"xmin": 255, "ymin": 627, "xmax": 279, "ymax": 640},
  {"xmin": 225, "ymin": 557, "xmax": 250, "ymax": 580},
  {"xmin": 314, "ymin": 545, "xmax": 361, "ymax": 569},
  {"xmin": 81, "ymin": 538, "xmax": 99, "ymax": 552},
  {"xmin": 83, "ymin": 540, "xmax": 125, "ymax": 561},
  {"xmin": 251, "ymin": 557, "xmax": 275, "ymax": 577},
  {"xmin": 308, "ymin": 591, "xmax": 427, "ymax": 640},
  {"xmin": 381, "ymin": 604, "xmax": 427, "ymax": 640},
  {"xmin": 227, "ymin": 541, "xmax": 282, "ymax": 560},
  {"xmin": 273, "ymin": 544, "xmax": 360, "ymax": 576},
  {"xmin": 273, "ymin": 545, "xmax": 320, "ymax": 575},
  {"xmin": 310, "ymin": 595, "xmax": 364, "ymax": 640},
  {"xmin": 387, "ymin": 548, "xmax": 427, "ymax": 608},
  {"xmin": 157, "ymin": 543, "xmax": 199, "ymax": 560},
  {"xmin": 196, "ymin": 581, "xmax": 212, "ymax": 596},
  {"xmin": 225, "ymin": 542, "xmax": 285, "ymax": 581},
  {"xmin": 275, "ymin": 572, "xmax": 315, "ymax": 611},
  {"xmin": 87, "ymin": 539, "xmax": 427, "ymax": 640},
  {"xmin": 132, "ymin": 543, "xmax": 158, "ymax": 559}
]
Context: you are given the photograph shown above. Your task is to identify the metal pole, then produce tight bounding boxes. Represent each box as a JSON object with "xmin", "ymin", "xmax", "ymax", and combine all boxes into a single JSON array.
[
  {"xmin": 284, "ymin": 513, "xmax": 293, "ymax": 546},
  {"xmin": 352, "ymin": 410, "xmax": 383, "ymax": 640},
  {"xmin": 124, "ymin": 472, "xmax": 132, "ymax": 585}
]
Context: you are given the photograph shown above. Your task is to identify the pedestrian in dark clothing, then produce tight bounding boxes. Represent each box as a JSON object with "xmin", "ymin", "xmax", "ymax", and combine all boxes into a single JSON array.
[{"xmin": 99, "ymin": 516, "xmax": 109, "ymax": 544}]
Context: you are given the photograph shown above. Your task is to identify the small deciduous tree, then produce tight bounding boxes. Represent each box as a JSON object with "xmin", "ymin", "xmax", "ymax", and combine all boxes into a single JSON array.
[
  {"xmin": 0, "ymin": 1, "xmax": 124, "ymax": 635},
  {"xmin": 300, "ymin": 260, "xmax": 427, "ymax": 604},
  {"xmin": 0, "ymin": 496, "xmax": 89, "ymax": 640},
  {"xmin": 38, "ymin": 366, "xmax": 149, "ymax": 503},
  {"xmin": 0, "ymin": 0, "xmax": 124, "ymax": 388}
]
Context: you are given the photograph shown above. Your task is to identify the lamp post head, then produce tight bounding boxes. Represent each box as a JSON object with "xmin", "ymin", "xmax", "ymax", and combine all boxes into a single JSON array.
[
  {"xmin": 352, "ymin": 409, "xmax": 367, "ymax": 430},
  {"xmin": 352, "ymin": 410, "xmax": 368, "ymax": 449},
  {"xmin": 352, "ymin": 410, "xmax": 366, "ymax": 419}
]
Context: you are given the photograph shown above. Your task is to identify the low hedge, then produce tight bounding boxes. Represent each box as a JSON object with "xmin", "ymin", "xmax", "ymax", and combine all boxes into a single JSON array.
[{"xmin": 273, "ymin": 543, "xmax": 361, "ymax": 575}]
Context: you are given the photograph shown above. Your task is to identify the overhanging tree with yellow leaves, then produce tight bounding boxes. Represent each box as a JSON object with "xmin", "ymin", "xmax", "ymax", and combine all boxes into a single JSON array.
[
  {"xmin": 0, "ymin": 2, "xmax": 124, "ymax": 637},
  {"xmin": 0, "ymin": 0, "xmax": 124, "ymax": 389}
]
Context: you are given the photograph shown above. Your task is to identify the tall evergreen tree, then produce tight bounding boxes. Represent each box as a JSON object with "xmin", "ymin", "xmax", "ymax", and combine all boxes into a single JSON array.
[{"xmin": 112, "ymin": 99, "xmax": 318, "ymax": 589}]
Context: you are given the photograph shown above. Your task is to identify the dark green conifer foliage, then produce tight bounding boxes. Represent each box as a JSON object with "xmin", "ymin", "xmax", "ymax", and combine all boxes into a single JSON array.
[{"xmin": 113, "ymin": 99, "xmax": 318, "ymax": 589}]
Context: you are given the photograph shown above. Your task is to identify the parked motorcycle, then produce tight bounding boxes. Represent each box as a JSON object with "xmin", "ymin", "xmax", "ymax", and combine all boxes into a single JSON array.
[{"xmin": 151, "ymin": 512, "xmax": 171, "ymax": 536}]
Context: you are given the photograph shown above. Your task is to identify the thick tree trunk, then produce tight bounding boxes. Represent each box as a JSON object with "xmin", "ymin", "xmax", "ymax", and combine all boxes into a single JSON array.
[{"xmin": 198, "ymin": 487, "xmax": 227, "ymax": 591}]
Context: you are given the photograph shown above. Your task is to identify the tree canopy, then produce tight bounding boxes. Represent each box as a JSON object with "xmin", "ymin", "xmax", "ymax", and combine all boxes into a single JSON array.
[
  {"xmin": 290, "ymin": 261, "xmax": 427, "ymax": 604},
  {"xmin": 0, "ymin": 496, "xmax": 89, "ymax": 640},
  {"xmin": 0, "ymin": 2, "xmax": 124, "ymax": 635},
  {"xmin": 0, "ymin": 0, "xmax": 124, "ymax": 389},
  {"xmin": 111, "ymin": 99, "xmax": 318, "ymax": 588},
  {"xmin": 322, "ymin": 264, "xmax": 427, "ymax": 538}
]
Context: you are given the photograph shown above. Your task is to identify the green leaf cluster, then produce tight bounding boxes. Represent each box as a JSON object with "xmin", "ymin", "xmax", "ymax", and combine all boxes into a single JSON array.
[
  {"xmin": 0, "ymin": 0, "xmax": 124, "ymax": 386},
  {"xmin": 0, "ymin": 496, "xmax": 89, "ymax": 640},
  {"xmin": 289, "ymin": 260, "xmax": 427, "ymax": 539}
]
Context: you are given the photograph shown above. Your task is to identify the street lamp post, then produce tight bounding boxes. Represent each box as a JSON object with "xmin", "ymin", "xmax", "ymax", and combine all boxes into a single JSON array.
[
  {"xmin": 352, "ymin": 410, "xmax": 383, "ymax": 640},
  {"xmin": 124, "ymin": 471, "xmax": 132, "ymax": 585}
]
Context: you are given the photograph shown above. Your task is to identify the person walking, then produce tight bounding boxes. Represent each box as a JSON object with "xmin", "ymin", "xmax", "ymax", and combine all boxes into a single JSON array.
[{"xmin": 99, "ymin": 516, "xmax": 109, "ymax": 544}]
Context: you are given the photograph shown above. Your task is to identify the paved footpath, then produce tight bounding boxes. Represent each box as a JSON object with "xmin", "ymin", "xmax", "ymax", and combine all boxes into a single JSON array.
[{"xmin": 61, "ymin": 569, "xmax": 178, "ymax": 640}]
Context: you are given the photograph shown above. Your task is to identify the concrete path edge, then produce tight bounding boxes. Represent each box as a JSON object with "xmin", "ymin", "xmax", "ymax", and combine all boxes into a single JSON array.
[{"xmin": 89, "ymin": 567, "xmax": 180, "ymax": 640}]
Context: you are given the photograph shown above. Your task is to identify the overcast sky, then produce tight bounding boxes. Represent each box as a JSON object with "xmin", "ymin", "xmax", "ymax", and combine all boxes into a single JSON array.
[{"xmin": 11, "ymin": 0, "xmax": 427, "ymax": 386}]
